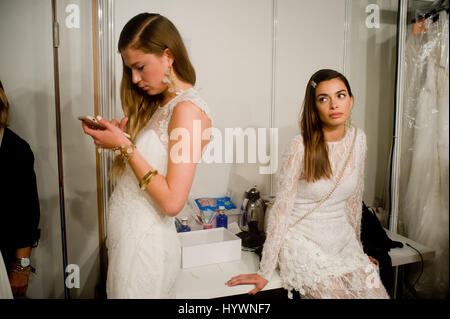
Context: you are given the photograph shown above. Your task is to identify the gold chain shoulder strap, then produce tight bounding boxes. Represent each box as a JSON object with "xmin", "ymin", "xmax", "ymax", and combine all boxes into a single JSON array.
[{"xmin": 289, "ymin": 127, "xmax": 358, "ymax": 228}]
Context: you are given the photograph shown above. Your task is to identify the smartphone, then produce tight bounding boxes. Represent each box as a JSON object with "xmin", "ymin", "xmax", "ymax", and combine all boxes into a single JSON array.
[
  {"xmin": 79, "ymin": 115, "xmax": 132, "ymax": 138},
  {"xmin": 78, "ymin": 115, "xmax": 106, "ymax": 130}
]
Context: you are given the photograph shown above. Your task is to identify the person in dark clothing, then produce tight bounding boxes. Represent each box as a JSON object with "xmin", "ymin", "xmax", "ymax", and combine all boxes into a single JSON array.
[{"xmin": 0, "ymin": 80, "xmax": 40, "ymax": 297}]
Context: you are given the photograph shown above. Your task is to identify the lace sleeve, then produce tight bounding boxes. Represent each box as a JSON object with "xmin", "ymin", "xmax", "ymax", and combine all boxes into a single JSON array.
[
  {"xmin": 257, "ymin": 135, "xmax": 304, "ymax": 281},
  {"xmin": 345, "ymin": 130, "xmax": 367, "ymax": 246}
]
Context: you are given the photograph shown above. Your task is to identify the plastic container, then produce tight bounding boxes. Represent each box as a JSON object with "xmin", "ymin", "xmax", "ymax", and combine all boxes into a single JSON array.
[
  {"xmin": 216, "ymin": 205, "xmax": 228, "ymax": 229},
  {"xmin": 177, "ymin": 228, "xmax": 242, "ymax": 268}
]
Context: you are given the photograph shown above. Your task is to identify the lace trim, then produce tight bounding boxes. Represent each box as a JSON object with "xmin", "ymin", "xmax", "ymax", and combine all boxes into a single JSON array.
[
  {"xmin": 158, "ymin": 88, "xmax": 211, "ymax": 145},
  {"xmin": 257, "ymin": 135, "xmax": 304, "ymax": 281},
  {"xmin": 258, "ymin": 128, "xmax": 367, "ymax": 284},
  {"xmin": 345, "ymin": 130, "xmax": 366, "ymax": 245}
]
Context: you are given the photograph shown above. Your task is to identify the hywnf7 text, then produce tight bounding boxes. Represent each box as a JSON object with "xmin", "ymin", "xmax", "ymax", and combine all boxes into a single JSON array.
[{"xmin": 223, "ymin": 303, "xmax": 271, "ymax": 314}]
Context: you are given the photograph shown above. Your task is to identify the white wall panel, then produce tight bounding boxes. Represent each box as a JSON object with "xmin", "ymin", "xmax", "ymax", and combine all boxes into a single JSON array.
[
  {"xmin": 346, "ymin": 0, "xmax": 398, "ymax": 208},
  {"xmin": 114, "ymin": 0, "xmax": 273, "ymax": 197},
  {"xmin": 273, "ymin": 0, "xmax": 347, "ymax": 193},
  {"xmin": 57, "ymin": 0, "xmax": 100, "ymax": 298}
]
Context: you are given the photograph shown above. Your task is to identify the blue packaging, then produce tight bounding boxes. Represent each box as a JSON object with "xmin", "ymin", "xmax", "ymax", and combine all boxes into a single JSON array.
[{"xmin": 194, "ymin": 197, "xmax": 236, "ymax": 212}]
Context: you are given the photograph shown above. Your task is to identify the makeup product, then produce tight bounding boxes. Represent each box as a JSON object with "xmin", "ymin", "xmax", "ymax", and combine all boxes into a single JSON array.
[{"xmin": 216, "ymin": 206, "xmax": 228, "ymax": 229}]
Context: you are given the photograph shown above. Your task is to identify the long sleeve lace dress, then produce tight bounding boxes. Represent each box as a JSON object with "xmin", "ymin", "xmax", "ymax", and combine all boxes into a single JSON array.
[{"xmin": 258, "ymin": 126, "xmax": 390, "ymax": 299}]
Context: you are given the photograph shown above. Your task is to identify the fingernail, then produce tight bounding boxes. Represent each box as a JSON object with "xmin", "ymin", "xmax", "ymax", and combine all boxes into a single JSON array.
[{"xmin": 96, "ymin": 115, "xmax": 102, "ymax": 120}]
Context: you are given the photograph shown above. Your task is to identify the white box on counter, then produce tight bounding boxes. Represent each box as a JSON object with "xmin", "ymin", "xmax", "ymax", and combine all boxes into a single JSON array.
[{"xmin": 177, "ymin": 227, "xmax": 242, "ymax": 268}]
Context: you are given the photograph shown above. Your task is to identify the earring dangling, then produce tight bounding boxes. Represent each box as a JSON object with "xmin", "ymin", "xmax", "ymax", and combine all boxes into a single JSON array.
[
  {"xmin": 163, "ymin": 67, "xmax": 178, "ymax": 93},
  {"xmin": 346, "ymin": 113, "xmax": 353, "ymax": 128}
]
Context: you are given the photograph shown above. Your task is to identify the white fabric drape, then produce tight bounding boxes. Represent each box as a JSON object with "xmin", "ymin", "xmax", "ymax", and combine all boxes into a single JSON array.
[{"xmin": 399, "ymin": 10, "xmax": 449, "ymax": 298}]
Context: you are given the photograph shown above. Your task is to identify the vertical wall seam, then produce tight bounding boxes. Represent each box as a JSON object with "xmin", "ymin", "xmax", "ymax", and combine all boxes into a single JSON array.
[{"xmin": 270, "ymin": 0, "xmax": 278, "ymax": 196}]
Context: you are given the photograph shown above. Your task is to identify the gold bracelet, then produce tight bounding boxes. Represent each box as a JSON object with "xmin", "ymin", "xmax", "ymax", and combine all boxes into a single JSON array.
[
  {"xmin": 113, "ymin": 143, "xmax": 136, "ymax": 161},
  {"xmin": 139, "ymin": 169, "xmax": 158, "ymax": 190}
]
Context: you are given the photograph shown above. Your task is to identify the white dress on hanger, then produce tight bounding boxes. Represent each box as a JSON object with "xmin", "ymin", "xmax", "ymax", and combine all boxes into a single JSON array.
[
  {"xmin": 258, "ymin": 127, "xmax": 389, "ymax": 299},
  {"xmin": 106, "ymin": 88, "xmax": 211, "ymax": 298},
  {"xmin": 401, "ymin": 11, "xmax": 449, "ymax": 296}
]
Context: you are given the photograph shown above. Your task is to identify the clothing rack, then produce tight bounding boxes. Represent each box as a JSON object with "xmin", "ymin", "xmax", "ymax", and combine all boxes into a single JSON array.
[
  {"xmin": 390, "ymin": 0, "xmax": 448, "ymax": 234},
  {"xmin": 411, "ymin": 0, "xmax": 449, "ymax": 22},
  {"xmin": 390, "ymin": 0, "xmax": 448, "ymax": 298}
]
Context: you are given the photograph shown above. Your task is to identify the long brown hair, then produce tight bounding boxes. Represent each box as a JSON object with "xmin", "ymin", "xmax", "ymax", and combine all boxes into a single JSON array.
[
  {"xmin": 299, "ymin": 69, "xmax": 353, "ymax": 182},
  {"xmin": 114, "ymin": 13, "xmax": 196, "ymax": 176},
  {"xmin": 0, "ymin": 80, "xmax": 9, "ymax": 129}
]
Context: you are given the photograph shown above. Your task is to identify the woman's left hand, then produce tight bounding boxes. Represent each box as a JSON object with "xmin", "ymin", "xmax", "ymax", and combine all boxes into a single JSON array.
[
  {"xmin": 368, "ymin": 256, "xmax": 380, "ymax": 268},
  {"xmin": 81, "ymin": 116, "xmax": 129, "ymax": 149},
  {"xmin": 226, "ymin": 273, "xmax": 268, "ymax": 295}
]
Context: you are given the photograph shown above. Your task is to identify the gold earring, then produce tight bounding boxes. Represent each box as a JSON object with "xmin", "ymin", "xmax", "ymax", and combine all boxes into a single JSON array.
[{"xmin": 163, "ymin": 67, "xmax": 178, "ymax": 93}]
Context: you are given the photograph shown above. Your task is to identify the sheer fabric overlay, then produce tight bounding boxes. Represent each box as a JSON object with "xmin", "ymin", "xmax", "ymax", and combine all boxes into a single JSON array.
[
  {"xmin": 258, "ymin": 127, "xmax": 389, "ymax": 299},
  {"xmin": 399, "ymin": 11, "xmax": 449, "ymax": 297}
]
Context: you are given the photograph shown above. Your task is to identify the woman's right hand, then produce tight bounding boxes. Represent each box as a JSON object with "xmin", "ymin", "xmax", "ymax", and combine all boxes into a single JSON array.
[
  {"xmin": 226, "ymin": 273, "xmax": 268, "ymax": 295},
  {"xmin": 81, "ymin": 116, "xmax": 129, "ymax": 149}
]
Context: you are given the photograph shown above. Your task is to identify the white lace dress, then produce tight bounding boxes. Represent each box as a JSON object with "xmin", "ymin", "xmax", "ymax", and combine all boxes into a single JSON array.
[
  {"xmin": 106, "ymin": 88, "xmax": 211, "ymax": 298},
  {"xmin": 258, "ymin": 127, "xmax": 390, "ymax": 299}
]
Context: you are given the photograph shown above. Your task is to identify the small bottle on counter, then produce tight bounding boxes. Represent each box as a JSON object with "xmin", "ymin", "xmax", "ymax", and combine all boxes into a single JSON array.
[
  {"xmin": 179, "ymin": 216, "xmax": 191, "ymax": 232},
  {"xmin": 215, "ymin": 205, "xmax": 228, "ymax": 229}
]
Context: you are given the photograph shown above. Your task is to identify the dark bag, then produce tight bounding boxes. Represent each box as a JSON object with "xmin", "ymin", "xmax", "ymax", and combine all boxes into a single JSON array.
[
  {"xmin": 360, "ymin": 201, "xmax": 403, "ymax": 297},
  {"xmin": 360, "ymin": 202, "xmax": 403, "ymax": 255}
]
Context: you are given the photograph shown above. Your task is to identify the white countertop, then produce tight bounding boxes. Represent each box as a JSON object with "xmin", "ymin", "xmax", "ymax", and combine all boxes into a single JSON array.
[
  {"xmin": 174, "ymin": 250, "xmax": 282, "ymax": 299},
  {"xmin": 385, "ymin": 229, "xmax": 435, "ymax": 267},
  {"xmin": 174, "ymin": 229, "xmax": 435, "ymax": 299}
]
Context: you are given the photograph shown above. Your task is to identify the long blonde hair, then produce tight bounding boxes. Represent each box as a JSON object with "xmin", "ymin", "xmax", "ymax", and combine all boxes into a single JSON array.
[{"xmin": 113, "ymin": 13, "xmax": 196, "ymax": 176}]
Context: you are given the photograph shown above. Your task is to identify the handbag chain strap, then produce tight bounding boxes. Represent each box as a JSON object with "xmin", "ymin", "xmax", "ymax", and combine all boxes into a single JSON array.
[{"xmin": 289, "ymin": 127, "xmax": 358, "ymax": 228}]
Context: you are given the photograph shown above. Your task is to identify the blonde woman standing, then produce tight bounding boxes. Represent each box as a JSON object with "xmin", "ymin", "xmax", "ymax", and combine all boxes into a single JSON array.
[
  {"xmin": 82, "ymin": 13, "xmax": 212, "ymax": 298},
  {"xmin": 227, "ymin": 69, "xmax": 389, "ymax": 299}
]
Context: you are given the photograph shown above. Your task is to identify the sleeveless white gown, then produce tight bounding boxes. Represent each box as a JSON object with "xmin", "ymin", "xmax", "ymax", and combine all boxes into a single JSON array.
[
  {"xmin": 258, "ymin": 127, "xmax": 390, "ymax": 299},
  {"xmin": 106, "ymin": 88, "xmax": 211, "ymax": 298}
]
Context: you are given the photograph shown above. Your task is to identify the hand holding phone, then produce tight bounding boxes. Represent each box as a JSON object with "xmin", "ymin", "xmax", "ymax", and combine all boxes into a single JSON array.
[
  {"xmin": 79, "ymin": 115, "xmax": 131, "ymax": 138},
  {"xmin": 78, "ymin": 115, "xmax": 106, "ymax": 130}
]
